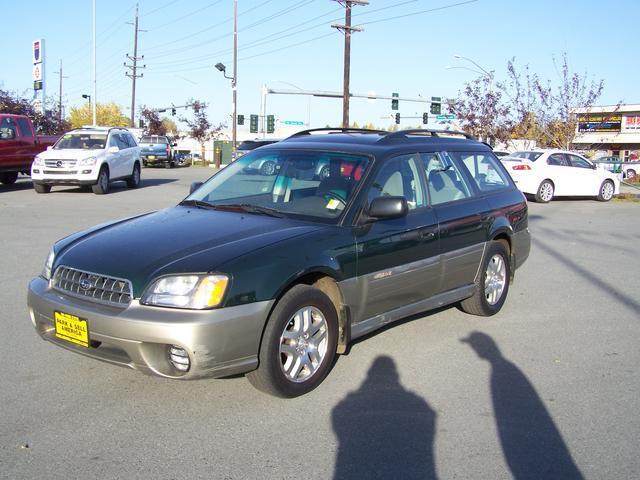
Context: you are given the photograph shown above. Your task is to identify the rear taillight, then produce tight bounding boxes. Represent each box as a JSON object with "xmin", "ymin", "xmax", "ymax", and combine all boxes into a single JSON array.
[{"xmin": 512, "ymin": 164, "xmax": 531, "ymax": 171}]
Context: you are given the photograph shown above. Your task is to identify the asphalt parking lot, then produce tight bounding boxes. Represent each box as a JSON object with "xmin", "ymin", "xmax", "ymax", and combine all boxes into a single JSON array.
[{"xmin": 2, "ymin": 167, "xmax": 639, "ymax": 479}]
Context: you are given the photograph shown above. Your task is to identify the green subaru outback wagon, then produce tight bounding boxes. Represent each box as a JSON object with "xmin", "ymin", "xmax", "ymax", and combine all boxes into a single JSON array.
[{"xmin": 28, "ymin": 128, "xmax": 530, "ymax": 397}]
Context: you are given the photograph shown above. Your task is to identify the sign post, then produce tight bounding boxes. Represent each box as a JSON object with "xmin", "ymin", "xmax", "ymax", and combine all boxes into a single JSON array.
[{"xmin": 32, "ymin": 39, "xmax": 45, "ymax": 112}]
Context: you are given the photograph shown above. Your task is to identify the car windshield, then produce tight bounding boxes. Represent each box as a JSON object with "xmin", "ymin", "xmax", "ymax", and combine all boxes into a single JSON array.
[
  {"xmin": 185, "ymin": 149, "xmax": 370, "ymax": 222},
  {"xmin": 54, "ymin": 133, "xmax": 108, "ymax": 150},
  {"xmin": 510, "ymin": 151, "xmax": 543, "ymax": 161}
]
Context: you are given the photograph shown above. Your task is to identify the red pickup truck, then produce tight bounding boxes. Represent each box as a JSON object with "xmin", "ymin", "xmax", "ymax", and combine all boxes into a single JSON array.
[{"xmin": 0, "ymin": 114, "xmax": 59, "ymax": 185}]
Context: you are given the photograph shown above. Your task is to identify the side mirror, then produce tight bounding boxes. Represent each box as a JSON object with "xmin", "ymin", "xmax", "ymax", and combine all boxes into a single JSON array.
[
  {"xmin": 189, "ymin": 181, "xmax": 203, "ymax": 194},
  {"xmin": 368, "ymin": 196, "xmax": 408, "ymax": 221},
  {"xmin": 172, "ymin": 143, "xmax": 178, "ymax": 147},
  {"xmin": 108, "ymin": 146, "xmax": 119, "ymax": 154}
]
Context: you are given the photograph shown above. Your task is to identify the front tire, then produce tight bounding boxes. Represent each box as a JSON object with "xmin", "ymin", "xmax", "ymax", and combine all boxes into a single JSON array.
[
  {"xmin": 92, "ymin": 167, "xmax": 110, "ymax": 194},
  {"xmin": 626, "ymin": 169, "xmax": 636, "ymax": 180},
  {"xmin": 247, "ymin": 285, "xmax": 338, "ymax": 398},
  {"xmin": 33, "ymin": 183, "xmax": 51, "ymax": 194},
  {"xmin": 0, "ymin": 172, "xmax": 18, "ymax": 185},
  {"xmin": 535, "ymin": 180, "xmax": 554, "ymax": 203},
  {"xmin": 597, "ymin": 179, "xmax": 614, "ymax": 202},
  {"xmin": 459, "ymin": 240, "xmax": 511, "ymax": 316}
]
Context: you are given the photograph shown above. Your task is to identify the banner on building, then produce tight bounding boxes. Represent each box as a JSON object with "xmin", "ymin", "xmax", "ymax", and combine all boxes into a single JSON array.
[{"xmin": 577, "ymin": 114, "xmax": 622, "ymax": 133}]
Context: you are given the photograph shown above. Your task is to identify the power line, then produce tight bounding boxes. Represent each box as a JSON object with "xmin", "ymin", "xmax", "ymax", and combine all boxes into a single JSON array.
[
  {"xmin": 146, "ymin": 0, "xmax": 224, "ymax": 31},
  {"xmin": 357, "ymin": 0, "xmax": 478, "ymax": 27}
]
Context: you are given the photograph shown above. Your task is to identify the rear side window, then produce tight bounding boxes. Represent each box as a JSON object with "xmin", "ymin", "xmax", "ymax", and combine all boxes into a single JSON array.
[
  {"xmin": 454, "ymin": 152, "xmax": 511, "ymax": 192},
  {"xmin": 421, "ymin": 152, "xmax": 472, "ymax": 205},
  {"xmin": 17, "ymin": 118, "xmax": 34, "ymax": 137},
  {"xmin": 547, "ymin": 153, "xmax": 569, "ymax": 166},
  {"xmin": 0, "ymin": 117, "xmax": 17, "ymax": 140},
  {"xmin": 512, "ymin": 151, "xmax": 543, "ymax": 161}
]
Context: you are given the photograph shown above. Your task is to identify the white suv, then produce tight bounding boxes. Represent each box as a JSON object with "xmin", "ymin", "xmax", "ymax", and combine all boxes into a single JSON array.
[{"xmin": 31, "ymin": 127, "xmax": 141, "ymax": 194}]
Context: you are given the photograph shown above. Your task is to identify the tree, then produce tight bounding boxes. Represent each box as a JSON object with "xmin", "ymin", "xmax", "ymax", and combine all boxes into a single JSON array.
[
  {"xmin": 68, "ymin": 102, "xmax": 130, "ymax": 128},
  {"xmin": 0, "ymin": 89, "xmax": 69, "ymax": 134},
  {"xmin": 161, "ymin": 118, "xmax": 178, "ymax": 137},
  {"xmin": 180, "ymin": 100, "xmax": 225, "ymax": 164},
  {"xmin": 140, "ymin": 107, "xmax": 165, "ymax": 135},
  {"xmin": 448, "ymin": 73, "xmax": 512, "ymax": 145},
  {"xmin": 499, "ymin": 53, "xmax": 605, "ymax": 149}
]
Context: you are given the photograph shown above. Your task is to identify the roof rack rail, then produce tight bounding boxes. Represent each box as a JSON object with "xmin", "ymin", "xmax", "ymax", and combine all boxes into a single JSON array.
[
  {"xmin": 379, "ymin": 129, "xmax": 476, "ymax": 142},
  {"xmin": 285, "ymin": 127, "xmax": 387, "ymax": 139}
]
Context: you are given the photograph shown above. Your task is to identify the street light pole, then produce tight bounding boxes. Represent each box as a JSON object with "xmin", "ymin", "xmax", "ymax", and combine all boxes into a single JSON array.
[
  {"xmin": 232, "ymin": 0, "xmax": 237, "ymax": 154},
  {"xmin": 92, "ymin": 0, "xmax": 97, "ymax": 126}
]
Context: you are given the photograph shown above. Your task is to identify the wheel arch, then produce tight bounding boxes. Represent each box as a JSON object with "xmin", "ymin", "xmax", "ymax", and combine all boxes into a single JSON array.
[
  {"xmin": 487, "ymin": 220, "xmax": 514, "ymax": 280},
  {"xmin": 262, "ymin": 268, "xmax": 350, "ymax": 357}
]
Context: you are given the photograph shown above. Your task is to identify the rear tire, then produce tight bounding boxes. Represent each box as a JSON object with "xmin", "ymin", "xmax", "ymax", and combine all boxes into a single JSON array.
[
  {"xmin": 126, "ymin": 163, "xmax": 141, "ymax": 189},
  {"xmin": 459, "ymin": 240, "xmax": 511, "ymax": 316},
  {"xmin": 534, "ymin": 180, "xmax": 554, "ymax": 203},
  {"xmin": 597, "ymin": 180, "xmax": 614, "ymax": 202},
  {"xmin": 246, "ymin": 285, "xmax": 338, "ymax": 398},
  {"xmin": 0, "ymin": 172, "xmax": 18, "ymax": 185},
  {"xmin": 92, "ymin": 167, "xmax": 110, "ymax": 194},
  {"xmin": 33, "ymin": 183, "xmax": 51, "ymax": 194},
  {"xmin": 261, "ymin": 161, "xmax": 276, "ymax": 176}
]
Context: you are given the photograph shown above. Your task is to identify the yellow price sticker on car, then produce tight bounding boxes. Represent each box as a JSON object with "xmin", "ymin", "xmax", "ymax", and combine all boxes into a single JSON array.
[
  {"xmin": 326, "ymin": 199, "xmax": 341, "ymax": 210},
  {"xmin": 54, "ymin": 311, "xmax": 89, "ymax": 348}
]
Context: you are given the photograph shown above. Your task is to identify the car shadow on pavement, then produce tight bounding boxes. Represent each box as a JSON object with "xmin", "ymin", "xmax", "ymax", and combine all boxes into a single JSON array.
[
  {"xmin": 332, "ymin": 355, "xmax": 437, "ymax": 480},
  {"xmin": 461, "ymin": 332, "xmax": 584, "ymax": 480}
]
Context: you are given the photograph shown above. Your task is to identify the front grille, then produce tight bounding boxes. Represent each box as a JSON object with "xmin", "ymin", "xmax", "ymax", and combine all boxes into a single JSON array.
[
  {"xmin": 43, "ymin": 170, "xmax": 78, "ymax": 175},
  {"xmin": 52, "ymin": 266, "xmax": 133, "ymax": 307},
  {"xmin": 45, "ymin": 159, "xmax": 77, "ymax": 168}
]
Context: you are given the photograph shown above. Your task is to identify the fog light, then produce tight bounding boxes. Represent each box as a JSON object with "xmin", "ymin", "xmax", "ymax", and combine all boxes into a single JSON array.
[
  {"xmin": 33, "ymin": 169, "xmax": 40, "ymax": 173},
  {"xmin": 168, "ymin": 345, "xmax": 190, "ymax": 372},
  {"xmin": 82, "ymin": 169, "xmax": 92, "ymax": 174}
]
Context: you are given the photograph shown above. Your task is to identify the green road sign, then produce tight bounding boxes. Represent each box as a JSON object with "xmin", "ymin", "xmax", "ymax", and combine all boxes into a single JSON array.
[
  {"xmin": 283, "ymin": 120, "xmax": 304, "ymax": 125},
  {"xmin": 436, "ymin": 114, "xmax": 456, "ymax": 120}
]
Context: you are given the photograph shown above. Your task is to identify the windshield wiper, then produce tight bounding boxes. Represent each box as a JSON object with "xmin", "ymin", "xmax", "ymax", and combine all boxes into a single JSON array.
[
  {"xmin": 179, "ymin": 199, "xmax": 219, "ymax": 210},
  {"xmin": 217, "ymin": 203, "xmax": 285, "ymax": 218}
]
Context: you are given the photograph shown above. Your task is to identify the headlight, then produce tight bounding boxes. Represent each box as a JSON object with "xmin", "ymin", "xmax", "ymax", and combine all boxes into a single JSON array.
[
  {"xmin": 141, "ymin": 274, "xmax": 229, "ymax": 309},
  {"xmin": 43, "ymin": 247, "xmax": 55, "ymax": 280},
  {"xmin": 33, "ymin": 156, "xmax": 44, "ymax": 166},
  {"xmin": 78, "ymin": 156, "xmax": 97, "ymax": 166}
]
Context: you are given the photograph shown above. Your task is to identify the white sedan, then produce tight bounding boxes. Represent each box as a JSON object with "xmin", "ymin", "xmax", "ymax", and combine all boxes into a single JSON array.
[{"xmin": 501, "ymin": 150, "xmax": 620, "ymax": 203}]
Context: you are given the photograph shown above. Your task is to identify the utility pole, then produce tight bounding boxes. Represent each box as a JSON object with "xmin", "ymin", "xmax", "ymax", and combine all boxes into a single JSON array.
[
  {"xmin": 125, "ymin": 3, "xmax": 146, "ymax": 127},
  {"xmin": 92, "ymin": 0, "xmax": 97, "ymax": 126},
  {"xmin": 332, "ymin": 0, "xmax": 367, "ymax": 128},
  {"xmin": 232, "ymin": 0, "xmax": 238, "ymax": 154},
  {"xmin": 53, "ymin": 59, "xmax": 68, "ymax": 124}
]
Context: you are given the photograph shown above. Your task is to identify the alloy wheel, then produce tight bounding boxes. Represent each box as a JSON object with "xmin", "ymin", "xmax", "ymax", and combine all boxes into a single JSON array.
[
  {"xmin": 279, "ymin": 306, "xmax": 328, "ymax": 383},
  {"xmin": 484, "ymin": 254, "xmax": 507, "ymax": 305}
]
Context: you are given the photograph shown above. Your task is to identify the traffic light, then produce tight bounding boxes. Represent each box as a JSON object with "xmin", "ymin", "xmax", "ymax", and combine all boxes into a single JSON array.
[
  {"xmin": 237, "ymin": 114, "xmax": 244, "ymax": 125},
  {"xmin": 250, "ymin": 114, "xmax": 259, "ymax": 133},
  {"xmin": 391, "ymin": 92, "xmax": 399, "ymax": 111},
  {"xmin": 430, "ymin": 96, "xmax": 442, "ymax": 115},
  {"xmin": 267, "ymin": 115, "xmax": 275, "ymax": 134},
  {"xmin": 138, "ymin": 119, "xmax": 145, "ymax": 128},
  {"xmin": 395, "ymin": 113, "xmax": 400, "ymax": 124},
  {"xmin": 171, "ymin": 108, "xmax": 176, "ymax": 116},
  {"xmin": 422, "ymin": 113, "xmax": 428, "ymax": 124}
]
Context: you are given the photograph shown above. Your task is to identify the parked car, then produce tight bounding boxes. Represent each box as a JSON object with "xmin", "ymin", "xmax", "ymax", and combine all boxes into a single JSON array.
[
  {"xmin": 0, "ymin": 113, "xmax": 59, "ymax": 186},
  {"xmin": 501, "ymin": 149, "xmax": 620, "ymax": 202},
  {"xmin": 139, "ymin": 135, "xmax": 177, "ymax": 168},
  {"xmin": 594, "ymin": 156, "xmax": 638, "ymax": 180},
  {"xmin": 27, "ymin": 128, "xmax": 530, "ymax": 397},
  {"xmin": 235, "ymin": 139, "xmax": 281, "ymax": 159},
  {"xmin": 31, "ymin": 126, "xmax": 141, "ymax": 194},
  {"xmin": 492, "ymin": 150, "xmax": 510, "ymax": 158}
]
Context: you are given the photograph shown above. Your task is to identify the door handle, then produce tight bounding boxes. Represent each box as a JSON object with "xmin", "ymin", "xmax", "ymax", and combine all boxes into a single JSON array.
[{"xmin": 419, "ymin": 229, "xmax": 436, "ymax": 241}]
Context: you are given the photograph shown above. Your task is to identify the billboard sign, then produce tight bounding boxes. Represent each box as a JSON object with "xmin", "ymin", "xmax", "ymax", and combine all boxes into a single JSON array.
[
  {"xmin": 33, "ymin": 64, "xmax": 42, "ymax": 81},
  {"xmin": 624, "ymin": 115, "xmax": 640, "ymax": 131},
  {"xmin": 577, "ymin": 114, "xmax": 622, "ymax": 133}
]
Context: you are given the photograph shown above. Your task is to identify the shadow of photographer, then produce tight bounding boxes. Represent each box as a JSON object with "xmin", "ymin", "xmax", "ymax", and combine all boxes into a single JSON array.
[{"xmin": 332, "ymin": 355, "xmax": 437, "ymax": 479}]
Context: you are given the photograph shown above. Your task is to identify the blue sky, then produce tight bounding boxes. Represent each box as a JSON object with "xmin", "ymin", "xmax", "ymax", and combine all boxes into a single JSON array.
[{"xmin": 4, "ymin": 0, "xmax": 640, "ymax": 129}]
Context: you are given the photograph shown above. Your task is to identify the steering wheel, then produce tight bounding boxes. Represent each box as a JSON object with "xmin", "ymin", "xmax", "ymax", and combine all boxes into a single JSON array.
[{"xmin": 323, "ymin": 190, "xmax": 346, "ymax": 207}]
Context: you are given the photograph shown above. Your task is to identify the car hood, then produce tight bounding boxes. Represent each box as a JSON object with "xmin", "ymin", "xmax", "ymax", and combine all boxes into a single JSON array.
[
  {"xmin": 54, "ymin": 206, "xmax": 325, "ymax": 296},
  {"xmin": 40, "ymin": 149, "xmax": 105, "ymax": 160}
]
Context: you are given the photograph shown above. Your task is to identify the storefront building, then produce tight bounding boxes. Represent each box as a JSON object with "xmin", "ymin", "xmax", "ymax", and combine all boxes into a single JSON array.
[{"xmin": 573, "ymin": 104, "xmax": 640, "ymax": 160}]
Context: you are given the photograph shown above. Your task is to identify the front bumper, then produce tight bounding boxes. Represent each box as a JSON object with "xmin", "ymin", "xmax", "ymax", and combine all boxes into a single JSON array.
[
  {"xmin": 31, "ymin": 166, "xmax": 99, "ymax": 185},
  {"xmin": 28, "ymin": 276, "xmax": 273, "ymax": 379}
]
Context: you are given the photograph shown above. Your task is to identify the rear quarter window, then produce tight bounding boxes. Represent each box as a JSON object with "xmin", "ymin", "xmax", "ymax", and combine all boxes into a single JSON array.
[{"xmin": 454, "ymin": 152, "xmax": 512, "ymax": 193}]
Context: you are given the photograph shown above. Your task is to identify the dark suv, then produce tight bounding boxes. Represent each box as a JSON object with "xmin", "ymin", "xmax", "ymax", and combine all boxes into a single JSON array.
[{"xmin": 28, "ymin": 128, "xmax": 530, "ymax": 397}]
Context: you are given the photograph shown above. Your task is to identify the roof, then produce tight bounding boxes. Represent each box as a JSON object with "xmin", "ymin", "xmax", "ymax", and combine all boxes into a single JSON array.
[
  {"xmin": 268, "ymin": 128, "xmax": 490, "ymax": 154},
  {"xmin": 573, "ymin": 104, "xmax": 640, "ymax": 114}
]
